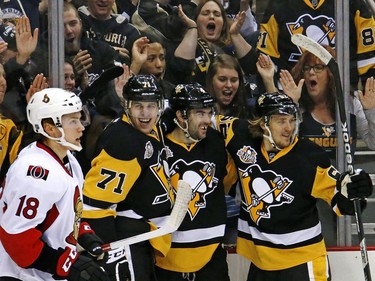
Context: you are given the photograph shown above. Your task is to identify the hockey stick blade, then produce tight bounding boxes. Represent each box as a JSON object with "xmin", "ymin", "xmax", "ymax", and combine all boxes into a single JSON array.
[
  {"xmin": 291, "ymin": 34, "xmax": 332, "ymax": 65},
  {"xmin": 292, "ymin": 33, "xmax": 372, "ymax": 281},
  {"xmin": 101, "ymin": 180, "xmax": 192, "ymax": 252}
]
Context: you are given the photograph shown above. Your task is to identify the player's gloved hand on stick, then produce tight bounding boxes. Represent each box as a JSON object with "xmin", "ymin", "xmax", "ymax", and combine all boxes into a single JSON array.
[
  {"xmin": 54, "ymin": 247, "xmax": 110, "ymax": 281},
  {"xmin": 337, "ymin": 169, "xmax": 373, "ymax": 199},
  {"xmin": 78, "ymin": 222, "xmax": 107, "ymax": 261},
  {"xmin": 104, "ymin": 246, "xmax": 130, "ymax": 281}
]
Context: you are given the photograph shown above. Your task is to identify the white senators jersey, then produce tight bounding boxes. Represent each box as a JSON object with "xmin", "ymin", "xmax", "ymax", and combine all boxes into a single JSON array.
[{"xmin": 0, "ymin": 141, "xmax": 84, "ymax": 280}]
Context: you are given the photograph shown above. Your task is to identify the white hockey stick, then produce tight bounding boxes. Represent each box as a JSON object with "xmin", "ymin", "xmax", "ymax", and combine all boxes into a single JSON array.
[
  {"xmin": 363, "ymin": 0, "xmax": 375, "ymax": 17},
  {"xmin": 100, "ymin": 180, "xmax": 192, "ymax": 252},
  {"xmin": 291, "ymin": 34, "xmax": 372, "ymax": 281}
]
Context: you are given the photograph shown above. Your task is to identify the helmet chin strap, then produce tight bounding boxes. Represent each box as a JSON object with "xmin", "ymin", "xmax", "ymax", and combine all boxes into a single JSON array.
[
  {"xmin": 263, "ymin": 122, "xmax": 299, "ymax": 151},
  {"xmin": 173, "ymin": 118, "xmax": 200, "ymax": 143},
  {"xmin": 41, "ymin": 127, "xmax": 82, "ymax": 151},
  {"xmin": 263, "ymin": 125, "xmax": 283, "ymax": 151}
]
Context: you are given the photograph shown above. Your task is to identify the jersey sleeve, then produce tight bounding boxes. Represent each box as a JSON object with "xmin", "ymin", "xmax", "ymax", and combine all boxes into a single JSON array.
[
  {"xmin": 353, "ymin": 1, "xmax": 375, "ymax": 81},
  {"xmin": 82, "ymin": 148, "xmax": 142, "ymax": 220},
  {"xmin": 257, "ymin": 2, "xmax": 281, "ymax": 61},
  {"xmin": 309, "ymin": 152, "xmax": 354, "ymax": 216}
]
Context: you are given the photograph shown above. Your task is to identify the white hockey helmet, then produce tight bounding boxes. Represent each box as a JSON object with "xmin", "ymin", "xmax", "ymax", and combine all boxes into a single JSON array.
[{"xmin": 27, "ymin": 88, "xmax": 83, "ymax": 151}]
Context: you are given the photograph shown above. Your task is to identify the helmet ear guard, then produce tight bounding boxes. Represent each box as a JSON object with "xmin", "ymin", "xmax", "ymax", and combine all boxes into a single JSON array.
[{"xmin": 27, "ymin": 88, "xmax": 83, "ymax": 151}]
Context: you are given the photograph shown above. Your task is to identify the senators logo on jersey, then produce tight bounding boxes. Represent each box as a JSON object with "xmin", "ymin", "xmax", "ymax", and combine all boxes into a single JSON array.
[
  {"xmin": 66, "ymin": 186, "xmax": 82, "ymax": 245},
  {"xmin": 169, "ymin": 159, "xmax": 218, "ymax": 220},
  {"xmin": 239, "ymin": 165, "xmax": 294, "ymax": 224},
  {"xmin": 27, "ymin": 165, "xmax": 49, "ymax": 181}
]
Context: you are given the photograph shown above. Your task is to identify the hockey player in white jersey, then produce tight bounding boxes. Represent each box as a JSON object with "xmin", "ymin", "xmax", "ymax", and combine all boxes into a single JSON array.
[{"xmin": 0, "ymin": 88, "xmax": 110, "ymax": 281}]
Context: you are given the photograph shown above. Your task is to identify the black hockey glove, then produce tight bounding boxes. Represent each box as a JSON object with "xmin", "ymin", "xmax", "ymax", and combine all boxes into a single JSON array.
[
  {"xmin": 337, "ymin": 169, "xmax": 373, "ymax": 200},
  {"xmin": 54, "ymin": 247, "xmax": 110, "ymax": 281},
  {"xmin": 104, "ymin": 247, "xmax": 131, "ymax": 281},
  {"xmin": 78, "ymin": 222, "xmax": 107, "ymax": 261}
]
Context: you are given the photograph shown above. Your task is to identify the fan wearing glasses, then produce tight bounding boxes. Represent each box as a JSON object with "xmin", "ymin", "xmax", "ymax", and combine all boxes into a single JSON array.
[
  {"xmin": 276, "ymin": 45, "xmax": 375, "ymax": 248},
  {"xmin": 279, "ymin": 45, "xmax": 375, "ymax": 158}
]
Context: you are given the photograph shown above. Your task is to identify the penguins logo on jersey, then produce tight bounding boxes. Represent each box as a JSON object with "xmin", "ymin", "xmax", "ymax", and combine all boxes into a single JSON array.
[
  {"xmin": 287, "ymin": 14, "xmax": 335, "ymax": 62},
  {"xmin": 151, "ymin": 146, "xmax": 174, "ymax": 206},
  {"xmin": 239, "ymin": 165, "xmax": 294, "ymax": 224},
  {"xmin": 169, "ymin": 159, "xmax": 218, "ymax": 220}
]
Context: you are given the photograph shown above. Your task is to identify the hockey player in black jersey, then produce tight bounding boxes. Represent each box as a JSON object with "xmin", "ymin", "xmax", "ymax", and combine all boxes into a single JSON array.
[
  {"xmin": 216, "ymin": 93, "xmax": 373, "ymax": 281},
  {"xmin": 155, "ymin": 83, "xmax": 234, "ymax": 281},
  {"xmin": 82, "ymin": 75, "xmax": 172, "ymax": 281}
]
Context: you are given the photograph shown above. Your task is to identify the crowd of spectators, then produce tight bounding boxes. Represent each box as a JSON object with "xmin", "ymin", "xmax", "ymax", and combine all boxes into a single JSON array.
[{"xmin": 0, "ymin": 0, "xmax": 375, "ymax": 281}]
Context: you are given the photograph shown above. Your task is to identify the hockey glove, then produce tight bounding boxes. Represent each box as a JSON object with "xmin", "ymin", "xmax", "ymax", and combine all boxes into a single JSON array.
[
  {"xmin": 55, "ymin": 247, "xmax": 110, "ymax": 281},
  {"xmin": 104, "ymin": 247, "xmax": 131, "ymax": 281},
  {"xmin": 78, "ymin": 222, "xmax": 107, "ymax": 261},
  {"xmin": 337, "ymin": 169, "xmax": 373, "ymax": 200}
]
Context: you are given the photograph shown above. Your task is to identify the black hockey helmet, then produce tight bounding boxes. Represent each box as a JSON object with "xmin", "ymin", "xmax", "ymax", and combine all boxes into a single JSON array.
[
  {"xmin": 256, "ymin": 93, "xmax": 298, "ymax": 118},
  {"xmin": 123, "ymin": 74, "xmax": 163, "ymax": 101},
  {"xmin": 170, "ymin": 83, "xmax": 215, "ymax": 114}
]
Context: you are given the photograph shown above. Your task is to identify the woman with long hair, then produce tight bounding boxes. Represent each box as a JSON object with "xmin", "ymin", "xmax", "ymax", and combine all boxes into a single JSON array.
[
  {"xmin": 166, "ymin": 0, "xmax": 258, "ymax": 87},
  {"xmin": 206, "ymin": 53, "xmax": 249, "ymax": 118}
]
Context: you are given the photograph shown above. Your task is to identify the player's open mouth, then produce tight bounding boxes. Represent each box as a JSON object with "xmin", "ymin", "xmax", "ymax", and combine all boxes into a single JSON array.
[{"xmin": 139, "ymin": 118, "xmax": 151, "ymax": 123}]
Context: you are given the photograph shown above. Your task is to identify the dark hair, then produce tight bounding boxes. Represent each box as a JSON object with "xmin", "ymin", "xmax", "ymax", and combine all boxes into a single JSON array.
[
  {"xmin": 206, "ymin": 54, "xmax": 248, "ymax": 118},
  {"xmin": 194, "ymin": 0, "xmax": 231, "ymax": 46},
  {"xmin": 290, "ymin": 45, "xmax": 336, "ymax": 119}
]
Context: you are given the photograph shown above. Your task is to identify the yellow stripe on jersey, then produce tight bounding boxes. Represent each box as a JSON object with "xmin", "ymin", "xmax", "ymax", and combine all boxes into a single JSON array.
[
  {"xmin": 310, "ymin": 255, "xmax": 330, "ymax": 280},
  {"xmin": 354, "ymin": 10, "xmax": 375, "ymax": 76},
  {"xmin": 311, "ymin": 165, "xmax": 340, "ymax": 214},
  {"xmin": 83, "ymin": 150, "xmax": 141, "ymax": 204},
  {"xmin": 148, "ymin": 222, "xmax": 172, "ymax": 258},
  {"xmin": 237, "ymin": 237, "xmax": 327, "ymax": 271},
  {"xmin": 82, "ymin": 208, "xmax": 116, "ymax": 219},
  {"xmin": 258, "ymin": 15, "xmax": 280, "ymax": 59},
  {"xmin": 156, "ymin": 243, "xmax": 220, "ymax": 272}
]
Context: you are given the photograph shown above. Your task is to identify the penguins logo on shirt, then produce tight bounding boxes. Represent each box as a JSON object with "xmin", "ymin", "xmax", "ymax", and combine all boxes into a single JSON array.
[
  {"xmin": 287, "ymin": 14, "xmax": 335, "ymax": 62},
  {"xmin": 239, "ymin": 165, "xmax": 294, "ymax": 224},
  {"xmin": 322, "ymin": 125, "xmax": 335, "ymax": 137},
  {"xmin": 169, "ymin": 159, "xmax": 218, "ymax": 220}
]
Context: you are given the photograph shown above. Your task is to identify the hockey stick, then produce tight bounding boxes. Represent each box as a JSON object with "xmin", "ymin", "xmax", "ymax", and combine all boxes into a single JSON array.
[
  {"xmin": 100, "ymin": 180, "xmax": 192, "ymax": 252},
  {"xmin": 362, "ymin": 0, "xmax": 375, "ymax": 17},
  {"xmin": 291, "ymin": 34, "xmax": 372, "ymax": 281}
]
